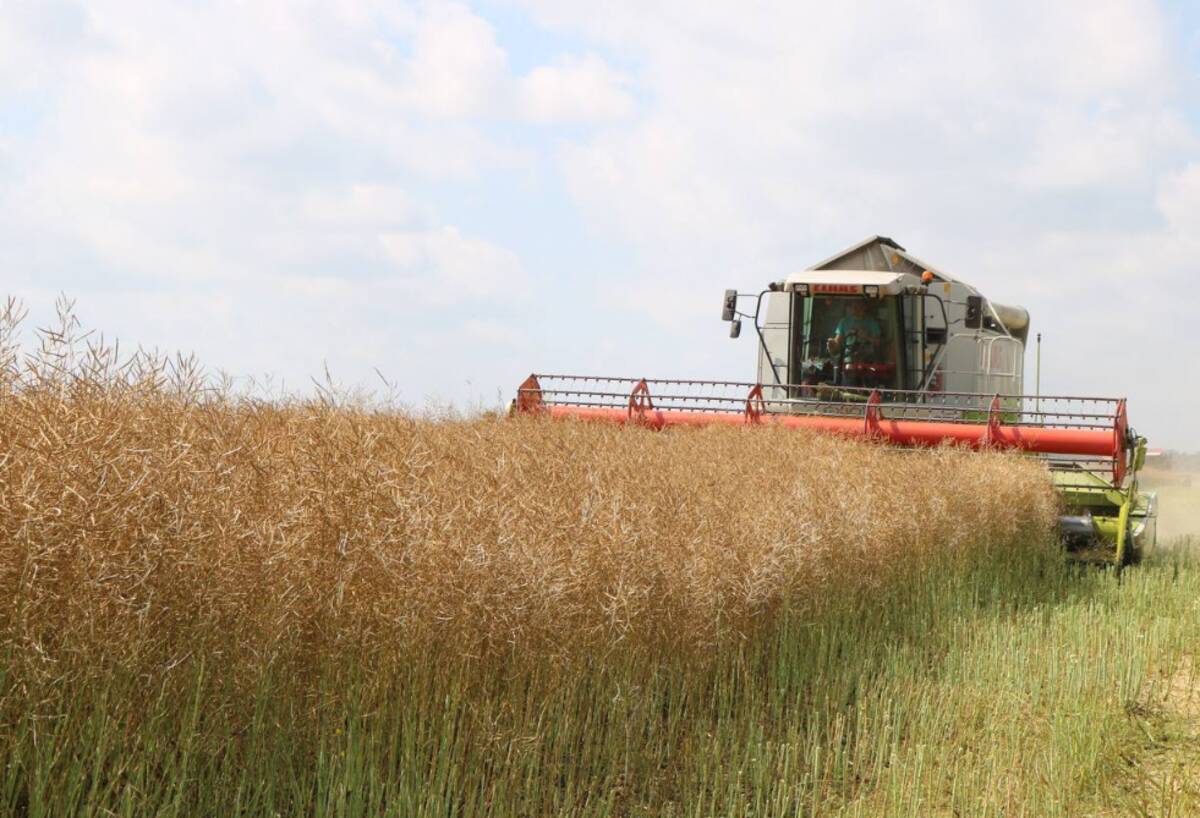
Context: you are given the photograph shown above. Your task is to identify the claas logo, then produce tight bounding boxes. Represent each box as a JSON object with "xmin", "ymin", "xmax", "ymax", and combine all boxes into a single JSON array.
[{"xmin": 811, "ymin": 284, "xmax": 862, "ymax": 294}]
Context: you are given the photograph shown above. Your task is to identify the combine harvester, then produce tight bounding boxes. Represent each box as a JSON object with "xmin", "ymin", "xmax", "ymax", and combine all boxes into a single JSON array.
[{"xmin": 514, "ymin": 236, "xmax": 1157, "ymax": 564}]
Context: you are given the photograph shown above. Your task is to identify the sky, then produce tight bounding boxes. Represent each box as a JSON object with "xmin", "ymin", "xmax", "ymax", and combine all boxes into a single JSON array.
[{"xmin": 1, "ymin": 0, "xmax": 1198, "ymax": 449}]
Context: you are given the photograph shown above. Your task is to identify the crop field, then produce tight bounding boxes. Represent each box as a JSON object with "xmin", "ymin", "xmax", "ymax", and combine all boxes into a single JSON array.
[{"xmin": 1, "ymin": 313, "xmax": 1198, "ymax": 816}]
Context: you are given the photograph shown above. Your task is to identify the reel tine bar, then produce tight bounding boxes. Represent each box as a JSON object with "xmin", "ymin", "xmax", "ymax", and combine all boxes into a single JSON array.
[{"xmin": 515, "ymin": 374, "xmax": 1133, "ymax": 485}]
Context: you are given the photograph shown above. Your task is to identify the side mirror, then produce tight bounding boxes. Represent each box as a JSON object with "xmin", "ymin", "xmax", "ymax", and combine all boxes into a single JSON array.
[
  {"xmin": 721, "ymin": 289, "xmax": 737, "ymax": 321},
  {"xmin": 965, "ymin": 295, "xmax": 983, "ymax": 329},
  {"xmin": 729, "ymin": 319, "xmax": 742, "ymax": 339}
]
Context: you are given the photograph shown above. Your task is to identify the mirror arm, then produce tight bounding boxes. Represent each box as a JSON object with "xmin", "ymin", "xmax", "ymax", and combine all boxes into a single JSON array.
[{"xmin": 750, "ymin": 290, "xmax": 786, "ymax": 386}]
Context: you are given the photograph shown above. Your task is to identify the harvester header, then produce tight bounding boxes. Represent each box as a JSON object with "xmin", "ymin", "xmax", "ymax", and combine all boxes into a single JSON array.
[{"xmin": 516, "ymin": 375, "xmax": 1132, "ymax": 481}]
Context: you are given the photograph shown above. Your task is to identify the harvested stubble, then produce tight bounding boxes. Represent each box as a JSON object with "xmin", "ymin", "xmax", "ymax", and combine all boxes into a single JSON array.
[{"xmin": 0, "ymin": 371, "xmax": 1057, "ymax": 686}]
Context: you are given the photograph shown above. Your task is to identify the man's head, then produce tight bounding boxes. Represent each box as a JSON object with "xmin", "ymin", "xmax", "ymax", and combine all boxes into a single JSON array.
[{"xmin": 849, "ymin": 299, "xmax": 869, "ymax": 318}]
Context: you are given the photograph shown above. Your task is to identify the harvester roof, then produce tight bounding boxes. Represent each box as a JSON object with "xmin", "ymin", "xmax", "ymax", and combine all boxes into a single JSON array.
[
  {"xmin": 781, "ymin": 269, "xmax": 907, "ymax": 294},
  {"xmin": 782, "ymin": 234, "xmax": 1030, "ymax": 340},
  {"xmin": 803, "ymin": 235, "xmax": 959, "ymax": 283}
]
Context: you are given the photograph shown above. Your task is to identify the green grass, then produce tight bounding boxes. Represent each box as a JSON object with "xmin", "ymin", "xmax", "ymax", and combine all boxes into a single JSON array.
[{"xmin": 2, "ymin": 539, "xmax": 1198, "ymax": 817}]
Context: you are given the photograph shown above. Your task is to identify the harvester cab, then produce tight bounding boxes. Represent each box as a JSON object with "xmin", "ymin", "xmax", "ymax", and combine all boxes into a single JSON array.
[
  {"xmin": 743, "ymin": 236, "xmax": 1027, "ymax": 400},
  {"xmin": 515, "ymin": 235, "xmax": 1157, "ymax": 566}
]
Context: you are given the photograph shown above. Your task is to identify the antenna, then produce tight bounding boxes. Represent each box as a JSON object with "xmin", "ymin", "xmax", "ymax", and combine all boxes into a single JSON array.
[{"xmin": 1035, "ymin": 332, "xmax": 1042, "ymax": 414}]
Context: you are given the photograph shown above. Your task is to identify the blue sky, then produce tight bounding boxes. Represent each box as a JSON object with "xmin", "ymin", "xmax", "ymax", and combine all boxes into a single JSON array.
[{"xmin": 1, "ymin": 0, "xmax": 1199, "ymax": 448}]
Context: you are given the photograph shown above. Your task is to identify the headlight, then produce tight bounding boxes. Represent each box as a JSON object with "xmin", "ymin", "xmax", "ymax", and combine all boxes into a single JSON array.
[{"xmin": 863, "ymin": 285, "xmax": 880, "ymax": 298}]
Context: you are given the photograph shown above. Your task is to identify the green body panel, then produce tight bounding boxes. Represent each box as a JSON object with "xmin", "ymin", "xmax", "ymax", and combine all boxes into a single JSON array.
[{"xmin": 1050, "ymin": 438, "xmax": 1157, "ymax": 565}]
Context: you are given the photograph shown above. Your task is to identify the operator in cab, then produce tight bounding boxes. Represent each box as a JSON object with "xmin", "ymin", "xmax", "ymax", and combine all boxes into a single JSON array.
[{"xmin": 827, "ymin": 299, "xmax": 882, "ymax": 386}]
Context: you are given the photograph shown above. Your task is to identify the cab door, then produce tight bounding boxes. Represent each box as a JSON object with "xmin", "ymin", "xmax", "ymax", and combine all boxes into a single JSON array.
[
  {"xmin": 756, "ymin": 291, "xmax": 791, "ymax": 397},
  {"xmin": 903, "ymin": 292, "xmax": 949, "ymax": 392}
]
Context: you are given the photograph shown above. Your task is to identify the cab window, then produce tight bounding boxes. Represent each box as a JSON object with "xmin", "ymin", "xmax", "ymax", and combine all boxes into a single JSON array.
[{"xmin": 790, "ymin": 295, "xmax": 904, "ymax": 389}]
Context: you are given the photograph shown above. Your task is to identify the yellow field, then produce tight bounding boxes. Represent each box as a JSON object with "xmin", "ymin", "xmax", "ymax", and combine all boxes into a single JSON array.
[{"xmin": 0, "ymin": 380, "xmax": 1056, "ymax": 681}]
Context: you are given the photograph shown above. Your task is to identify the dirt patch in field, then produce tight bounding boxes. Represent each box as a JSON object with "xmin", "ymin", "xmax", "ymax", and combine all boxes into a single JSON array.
[
  {"xmin": 1145, "ymin": 658, "xmax": 1200, "ymax": 812},
  {"xmin": 1097, "ymin": 657, "xmax": 1200, "ymax": 816}
]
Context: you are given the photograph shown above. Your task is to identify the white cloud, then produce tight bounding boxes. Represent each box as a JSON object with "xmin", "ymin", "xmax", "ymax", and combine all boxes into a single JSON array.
[
  {"xmin": 0, "ymin": 0, "xmax": 565, "ymax": 405},
  {"xmin": 1017, "ymin": 108, "xmax": 1191, "ymax": 191},
  {"xmin": 536, "ymin": 0, "xmax": 1185, "ymax": 255},
  {"xmin": 518, "ymin": 54, "xmax": 634, "ymax": 123},
  {"xmin": 463, "ymin": 318, "xmax": 530, "ymax": 348},
  {"xmin": 301, "ymin": 184, "xmax": 426, "ymax": 229},
  {"xmin": 403, "ymin": 2, "xmax": 510, "ymax": 117},
  {"xmin": 379, "ymin": 226, "xmax": 529, "ymax": 300},
  {"xmin": 1158, "ymin": 163, "xmax": 1200, "ymax": 234}
]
